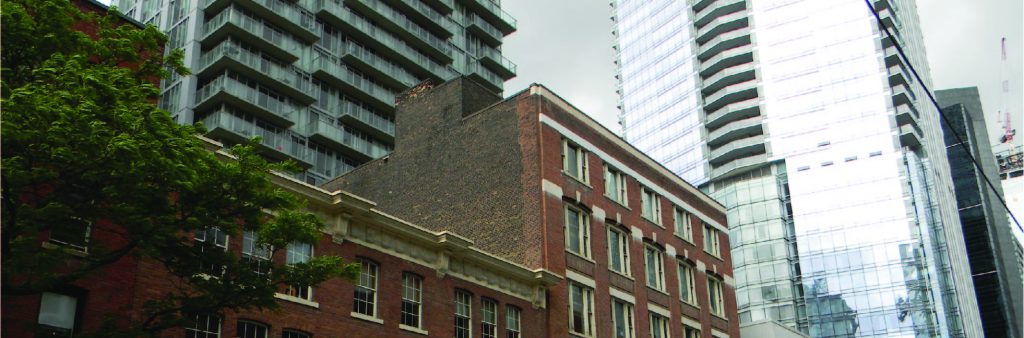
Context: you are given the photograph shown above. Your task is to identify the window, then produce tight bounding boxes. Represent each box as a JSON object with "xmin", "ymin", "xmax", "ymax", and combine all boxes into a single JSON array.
[
  {"xmin": 563, "ymin": 140, "xmax": 589, "ymax": 182},
  {"xmin": 644, "ymin": 245, "xmax": 665, "ymax": 291},
  {"xmin": 604, "ymin": 166, "xmax": 628, "ymax": 205},
  {"xmin": 455, "ymin": 291, "xmax": 472, "ymax": 338},
  {"xmin": 673, "ymin": 208, "xmax": 692, "ymax": 242},
  {"xmin": 565, "ymin": 205, "xmax": 591, "ymax": 258},
  {"xmin": 481, "ymin": 298, "xmax": 497, "ymax": 338},
  {"xmin": 37, "ymin": 292, "xmax": 78, "ymax": 338},
  {"xmin": 286, "ymin": 242, "xmax": 313, "ymax": 300},
  {"xmin": 195, "ymin": 227, "xmax": 227, "ymax": 275},
  {"xmin": 506, "ymin": 305, "xmax": 521, "ymax": 338},
  {"xmin": 49, "ymin": 217, "xmax": 91, "ymax": 251},
  {"xmin": 708, "ymin": 277, "xmax": 725, "ymax": 317},
  {"xmin": 703, "ymin": 223, "xmax": 721, "ymax": 257},
  {"xmin": 242, "ymin": 230, "xmax": 271, "ymax": 276},
  {"xmin": 236, "ymin": 321, "xmax": 268, "ymax": 338},
  {"xmin": 184, "ymin": 314, "xmax": 220, "ymax": 338},
  {"xmin": 611, "ymin": 299, "xmax": 635, "ymax": 338},
  {"xmin": 678, "ymin": 262, "xmax": 697, "ymax": 306},
  {"xmin": 640, "ymin": 188, "xmax": 661, "ymax": 225},
  {"xmin": 568, "ymin": 282, "xmax": 594, "ymax": 337},
  {"xmin": 649, "ymin": 314, "xmax": 669, "ymax": 338},
  {"xmin": 282, "ymin": 330, "xmax": 310, "ymax": 338},
  {"xmin": 353, "ymin": 259, "xmax": 378, "ymax": 317},
  {"xmin": 400, "ymin": 273, "xmax": 423, "ymax": 328},
  {"xmin": 684, "ymin": 325, "xmax": 701, "ymax": 338},
  {"xmin": 607, "ymin": 226, "xmax": 630, "ymax": 276}
]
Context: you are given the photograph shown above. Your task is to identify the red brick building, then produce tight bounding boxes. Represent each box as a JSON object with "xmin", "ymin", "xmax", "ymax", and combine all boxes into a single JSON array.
[{"xmin": 325, "ymin": 77, "xmax": 739, "ymax": 338}]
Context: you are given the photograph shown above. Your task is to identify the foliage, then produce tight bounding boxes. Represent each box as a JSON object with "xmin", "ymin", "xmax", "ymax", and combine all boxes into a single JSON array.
[{"xmin": 1, "ymin": 0, "xmax": 357, "ymax": 334}]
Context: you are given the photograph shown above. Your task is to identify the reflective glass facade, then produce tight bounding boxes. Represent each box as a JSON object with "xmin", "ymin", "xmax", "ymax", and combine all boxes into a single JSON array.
[
  {"xmin": 612, "ymin": 0, "xmax": 983, "ymax": 337},
  {"xmin": 118, "ymin": 0, "xmax": 516, "ymax": 184}
]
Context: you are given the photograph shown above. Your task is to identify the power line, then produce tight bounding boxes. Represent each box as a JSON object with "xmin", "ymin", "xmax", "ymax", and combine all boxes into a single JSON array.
[{"xmin": 864, "ymin": 0, "xmax": 1022, "ymax": 232}]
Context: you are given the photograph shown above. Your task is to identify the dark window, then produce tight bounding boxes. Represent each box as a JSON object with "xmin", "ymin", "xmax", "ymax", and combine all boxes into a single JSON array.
[{"xmin": 184, "ymin": 314, "xmax": 221, "ymax": 338}]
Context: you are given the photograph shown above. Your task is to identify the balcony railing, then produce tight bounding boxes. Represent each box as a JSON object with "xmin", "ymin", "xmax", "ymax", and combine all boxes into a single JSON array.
[
  {"xmin": 198, "ymin": 40, "xmax": 313, "ymax": 100},
  {"xmin": 386, "ymin": 0, "xmax": 456, "ymax": 35},
  {"xmin": 349, "ymin": 0, "xmax": 452, "ymax": 60},
  {"xmin": 201, "ymin": 107, "xmax": 311, "ymax": 163},
  {"xmin": 201, "ymin": 6, "xmax": 300, "ymax": 60},
  {"xmin": 476, "ymin": 46, "xmax": 516, "ymax": 78},
  {"xmin": 194, "ymin": 74, "xmax": 299, "ymax": 126},
  {"xmin": 466, "ymin": 13, "xmax": 503, "ymax": 45},
  {"xmin": 305, "ymin": 118, "xmax": 392, "ymax": 159},
  {"xmin": 308, "ymin": 52, "xmax": 397, "ymax": 108},
  {"xmin": 204, "ymin": 0, "xmax": 319, "ymax": 41},
  {"xmin": 312, "ymin": 97, "xmax": 396, "ymax": 137},
  {"xmin": 338, "ymin": 42, "xmax": 420, "ymax": 87},
  {"xmin": 464, "ymin": 0, "xmax": 516, "ymax": 33},
  {"xmin": 466, "ymin": 61, "xmax": 503, "ymax": 91}
]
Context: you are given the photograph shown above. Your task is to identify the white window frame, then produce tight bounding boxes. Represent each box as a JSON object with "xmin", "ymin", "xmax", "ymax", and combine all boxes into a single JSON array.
[
  {"xmin": 607, "ymin": 226, "xmax": 631, "ymax": 277},
  {"xmin": 562, "ymin": 140, "xmax": 589, "ymax": 183},
  {"xmin": 684, "ymin": 324, "xmax": 701, "ymax": 338},
  {"xmin": 506, "ymin": 305, "xmax": 521, "ymax": 338},
  {"xmin": 353, "ymin": 259, "xmax": 379, "ymax": 318},
  {"xmin": 640, "ymin": 187, "xmax": 661, "ymax": 225},
  {"xmin": 611, "ymin": 298, "xmax": 635, "ymax": 338},
  {"xmin": 48, "ymin": 217, "xmax": 92, "ymax": 252},
  {"xmin": 235, "ymin": 320, "xmax": 268, "ymax": 338},
  {"xmin": 242, "ymin": 230, "xmax": 272, "ymax": 276},
  {"xmin": 195, "ymin": 227, "xmax": 228, "ymax": 276},
  {"xmin": 568, "ymin": 282, "xmax": 595, "ymax": 337},
  {"xmin": 604, "ymin": 165, "xmax": 628, "ymax": 206},
  {"xmin": 703, "ymin": 223, "xmax": 721, "ymax": 258},
  {"xmin": 678, "ymin": 261, "xmax": 698, "ymax": 306},
  {"xmin": 37, "ymin": 292, "xmax": 79, "ymax": 338},
  {"xmin": 281, "ymin": 330, "xmax": 311, "ymax": 338},
  {"xmin": 649, "ymin": 313, "xmax": 670, "ymax": 338},
  {"xmin": 285, "ymin": 242, "xmax": 313, "ymax": 301},
  {"xmin": 674, "ymin": 208, "xmax": 693, "ymax": 243},
  {"xmin": 400, "ymin": 272, "xmax": 423, "ymax": 329},
  {"xmin": 184, "ymin": 313, "xmax": 221, "ymax": 338},
  {"xmin": 708, "ymin": 276, "xmax": 725, "ymax": 317},
  {"xmin": 565, "ymin": 204, "xmax": 591, "ymax": 258},
  {"xmin": 644, "ymin": 245, "xmax": 665, "ymax": 291},
  {"xmin": 481, "ymin": 298, "xmax": 497, "ymax": 338},
  {"xmin": 455, "ymin": 290, "xmax": 472, "ymax": 338}
]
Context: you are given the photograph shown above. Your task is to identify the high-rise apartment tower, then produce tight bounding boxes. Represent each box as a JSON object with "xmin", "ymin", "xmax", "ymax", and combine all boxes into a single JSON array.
[
  {"xmin": 116, "ymin": 0, "xmax": 516, "ymax": 184},
  {"xmin": 611, "ymin": 0, "xmax": 983, "ymax": 337}
]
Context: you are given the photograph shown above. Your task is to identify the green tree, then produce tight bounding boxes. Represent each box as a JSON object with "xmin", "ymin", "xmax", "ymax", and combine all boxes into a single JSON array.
[{"xmin": 0, "ymin": 0, "xmax": 357, "ymax": 335}]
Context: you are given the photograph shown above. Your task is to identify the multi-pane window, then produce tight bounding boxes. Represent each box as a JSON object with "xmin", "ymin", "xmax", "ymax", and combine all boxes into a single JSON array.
[
  {"xmin": 703, "ymin": 223, "xmax": 721, "ymax": 257},
  {"xmin": 649, "ymin": 314, "xmax": 670, "ymax": 338},
  {"xmin": 242, "ymin": 230, "xmax": 271, "ymax": 276},
  {"xmin": 604, "ymin": 166, "xmax": 628, "ymax": 205},
  {"xmin": 506, "ymin": 305, "xmax": 521, "ymax": 338},
  {"xmin": 565, "ymin": 205, "xmax": 591, "ymax": 258},
  {"xmin": 184, "ymin": 314, "xmax": 220, "ymax": 338},
  {"xmin": 286, "ymin": 242, "xmax": 313, "ymax": 300},
  {"xmin": 673, "ymin": 208, "xmax": 692, "ymax": 242},
  {"xmin": 568, "ymin": 282, "xmax": 595, "ymax": 337},
  {"xmin": 400, "ymin": 273, "xmax": 423, "ymax": 328},
  {"xmin": 644, "ymin": 245, "xmax": 665, "ymax": 291},
  {"xmin": 684, "ymin": 325, "xmax": 701, "ymax": 338},
  {"xmin": 455, "ymin": 291, "xmax": 472, "ymax": 338},
  {"xmin": 611, "ymin": 299, "xmax": 635, "ymax": 338},
  {"xmin": 281, "ymin": 330, "xmax": 311, "ymax": 338},
  {"xmin": 49, "ymin": 217, "xmax": 91, "ymax": 252},
  {"xmin": 481, "ymin": 298, "xmax": 497, "ymax": 338},
  {"xmin": 37, "ymin": 292, "xmax": 79, "ymax": 338},
  {"xmin": 678, "ymin": 262, "xmax": 697, "ymax": 305},
  {"xmin": 195, "ymin": 227, "xmax": 227, "ymax": 275},
  {"xmin": 607, "ymin": 226, "xmax": 631, "ymax": 276},
  {"xmin": 236, "ymin": 321, "xmax": 268, "ymax": 338},
  {"xmin": 708, "ymin": 277, "xmax": 725, "ymax": 317},
  {"xmin": 563, "ymin": 140, "xmax": 589, "ymax": 182},
  {"xmin": 353, "ymin": 259, "xmax": 378, "ymax": 317},
  {"xmin": 640, "ymin": 188, "xmax": 661, "ymax": 224}
]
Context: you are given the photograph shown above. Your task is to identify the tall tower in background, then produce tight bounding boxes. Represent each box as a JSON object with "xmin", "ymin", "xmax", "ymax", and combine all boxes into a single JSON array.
[
  {"xmin": 611, "ymin": 0, "xmax": 983, "ymax": 337},
  {"xmin": 116, "ymin": 0, "xmax": 516, "ymax": 184}
]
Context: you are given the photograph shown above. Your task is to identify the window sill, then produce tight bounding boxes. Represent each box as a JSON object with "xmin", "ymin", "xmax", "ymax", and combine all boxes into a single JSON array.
[
  {"xmin": 642, "ymin": 217, "xmax": 664, "ymax": 229},
  {"xmin": 711, "ymin": 312, "xmax": 728, "ymax": 321},
  {"xmin": 350, "ymin": 311, "xmax": 384, "ymax": 325},
  {"xmin": 275, "ymin": 293, "xmax": 319, "ymax": 308},
  {"xmin": 674, "ymin": 234, "xmax": 695, "ymax": 246},
  {"xmin": 562, "ymin": 171, "xmax": 592, "ymax": 188},
  {"xmin": 646, "ymin": 286, "xmax": 669, "ymax": 296},
  {"xmin": 399, "ymin": 324, "xmax": 428, "ymax": 335},
  {"xmin": 704, "ymin": 251, "xmax": 724, "ymax": 261},
  {"xmin": 609, "ymin": 269, "xmax": 633, "ymax": 280},
  {"xmin": 681, "ymin": 299, "xmax": 700, "ymax": 310},
  {"xmin": 41, "ymin": 242, "xmax": 89, "ymax": 257},
  {"xmin": 565, "ymin": 249, "xmax": 595, "ymax": 263},
  {"xmin": 603, "ymin": 195, "xmax": 630, "ymax": 210}
]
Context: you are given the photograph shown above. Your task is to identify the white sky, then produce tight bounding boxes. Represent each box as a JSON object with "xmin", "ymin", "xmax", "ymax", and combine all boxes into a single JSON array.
[{"xmin": 502, "ymin": 0, "xmax": 1024, "ymax": 148}]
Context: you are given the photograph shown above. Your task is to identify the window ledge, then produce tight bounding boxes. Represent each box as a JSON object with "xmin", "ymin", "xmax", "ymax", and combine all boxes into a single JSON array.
[
  {"xmin": 642, "ymin": 217, "xmax": 664, "ymax": 229},
  {"xmin": 603, "ymin": 195, "xmax": 630, "ymax": 210},
  {"xmin": 711, "ymin": 312, "xmax": 728, "ymax": 321},
  {"xmin": 41, "ymin": 242, "xmax": 89, "ymax": 257},
  {"xmin": 565, "ymin": 249, "xmax": 596, "ymax": 263},
  {"xmin": 704, "ymin": 251, "xmax": 724, "ymax": 261},
  {"xmin": 646, "ymin": 286, "xmax": 669, "ymax": 296},
  {"xmin": 681, "ymin": 299, "xmax": 701, "ymax": 309},
  {"xmin": 562, "ymin": 171, "xmax": 592, "ymax": 188},
  {"xmin": 399, "ymin": 324, "xmax": 429, "ymax": 336},
  {"xmin": 350, "ymin": 311, "xmax": 384, "ymax": 325},
  {"xmin": 609, "ymin": 270, "xmax": 634, "ymax": 280},
  {"xmin": 275, "ymin": 293, "xmax": 319, "ymax": 308},
  {"xmin": 674, "ymin": 234, "xmax": 695, "ymax": 245}
]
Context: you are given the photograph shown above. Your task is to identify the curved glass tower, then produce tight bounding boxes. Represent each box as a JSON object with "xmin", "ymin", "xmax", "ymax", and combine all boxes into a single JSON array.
[{"xmin": 612, "ymin": 0, "xmax": 984, "ymax": 337}]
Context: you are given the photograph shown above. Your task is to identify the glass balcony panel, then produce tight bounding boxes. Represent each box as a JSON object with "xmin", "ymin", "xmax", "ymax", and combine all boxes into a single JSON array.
[{"xmin": 347, "ymin": 0, "xmax": 452, "ymax": 61}]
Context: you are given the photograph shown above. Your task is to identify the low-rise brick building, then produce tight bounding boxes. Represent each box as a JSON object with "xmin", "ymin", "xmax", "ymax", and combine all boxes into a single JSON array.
[{"xmin": 325, "ymin": 77, "xmax": 739, "ymax": 338}]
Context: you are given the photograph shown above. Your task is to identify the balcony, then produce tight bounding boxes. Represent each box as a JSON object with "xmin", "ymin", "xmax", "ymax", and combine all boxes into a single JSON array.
[
  {"xmin": 466, "ymin": 61, "xmax": 503, "ymax": 93},
  {"xmin": 701, "ymin": 62, "xmax": 755, "ymax": 97},
  {"xmin": 693, "ymin": 0, "xmax": 745, "ymax": 29},
  {"xmin": 892, "ymin": 84, "xmax": 915, "ymax": 107},
  {"xmin": 698, "ymin": 29, "xmax": 751, "ymax": 61},
  {"xmin": 346, "ymin": 0, "xmax": 454, "ymax": 62},
  {"xmin": 703, "ymin": 79, "xmax": 758, "ymax": 114},
  {"xmin": 197, "ymin": 40, "xmax": 315, "ymax": 103},
  {"xmin": 898, "ymin": 123, "xmax": 922, "ymax": 148},
  {"xmin": 200, "ymin": 6, "xmax": 301, "ymax": 62},
  {"xmin": 194, "ymin": 74, "xmax": 298, "ymax": 128},
  {"xmin": 203, "ymin": 0, "xmax": 319, "ymax": 42},
  {"xmin": 307, "ymin": 53, "xmax": 397, "ymax": 110},
  {"xmin": 336, "ymin": 42, "xmax": 420, "ymax": 89},
  {"xmin": 696, "ymin": 10, "xmax": 748, "ymax": 45},
  {"xmin": 709, "ymin": 135, "xmax": 766, "ymax": 165},
  {"xmin": 699, "ymin": 44, "xmax": 754, "ymax": 79},
  {"xmin": 887, "ymin": 65, "xmax": 910, "ymax": 87},
  {"xmin": 883, "ymin": 46, "xmax": 904, "ymax": 68},
  {"xmin": 705, "ymin": 97, "xmax": 760, "ymax": 130},
  {"xmin": 382, "ymin": 0, "xmax": 456, "ymax": 37},
  {"xmin": 466, "ymin": 14, "xmax": 504, "ymax": 46},
  {"xmin": 477, "ymin": 46, "xmax": 516, "ymax": 79},
  {"xmin": 304, "ymin": 118, "xmax": 392, "ymax": 161},
  {"xmin": 707, "ymin": 115, "xmax": 763, "ymax": 147},
  {"xmin": 711, "ymin": 153, "xmax": 768, "ymax": 179},
  {"xmin": 424, "ymin": 0, "xmax": 454, "ymax": 14},
  {"xmin": 894, "ymin": 101, "xmax": 920, "ymax": 126},
  {"xmin": 311, "ymin": 96, "xmax": 397, "ymax": 140},
  {"xmin": 461, "ymin": 0, "xmax": 516, "ymax": 34},
  {"xmin": 200, "ymin": 107, "xmax": 312, "ymax": 165}
]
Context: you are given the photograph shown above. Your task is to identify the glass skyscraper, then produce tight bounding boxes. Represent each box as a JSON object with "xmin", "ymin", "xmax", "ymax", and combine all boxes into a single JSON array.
[
  {"xmin": 612, "ymin": 0, "xmax": 983, "ymax": 337},
  {"xmin": 116, "ymin": 0, "xmax": 516, "ymax": 184}
]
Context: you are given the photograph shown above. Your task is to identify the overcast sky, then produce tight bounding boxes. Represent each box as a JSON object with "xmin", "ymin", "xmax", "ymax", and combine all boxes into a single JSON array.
[{"xmin": 502, "ymin": 0, "xmax": 1024, "ymax": 147}]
